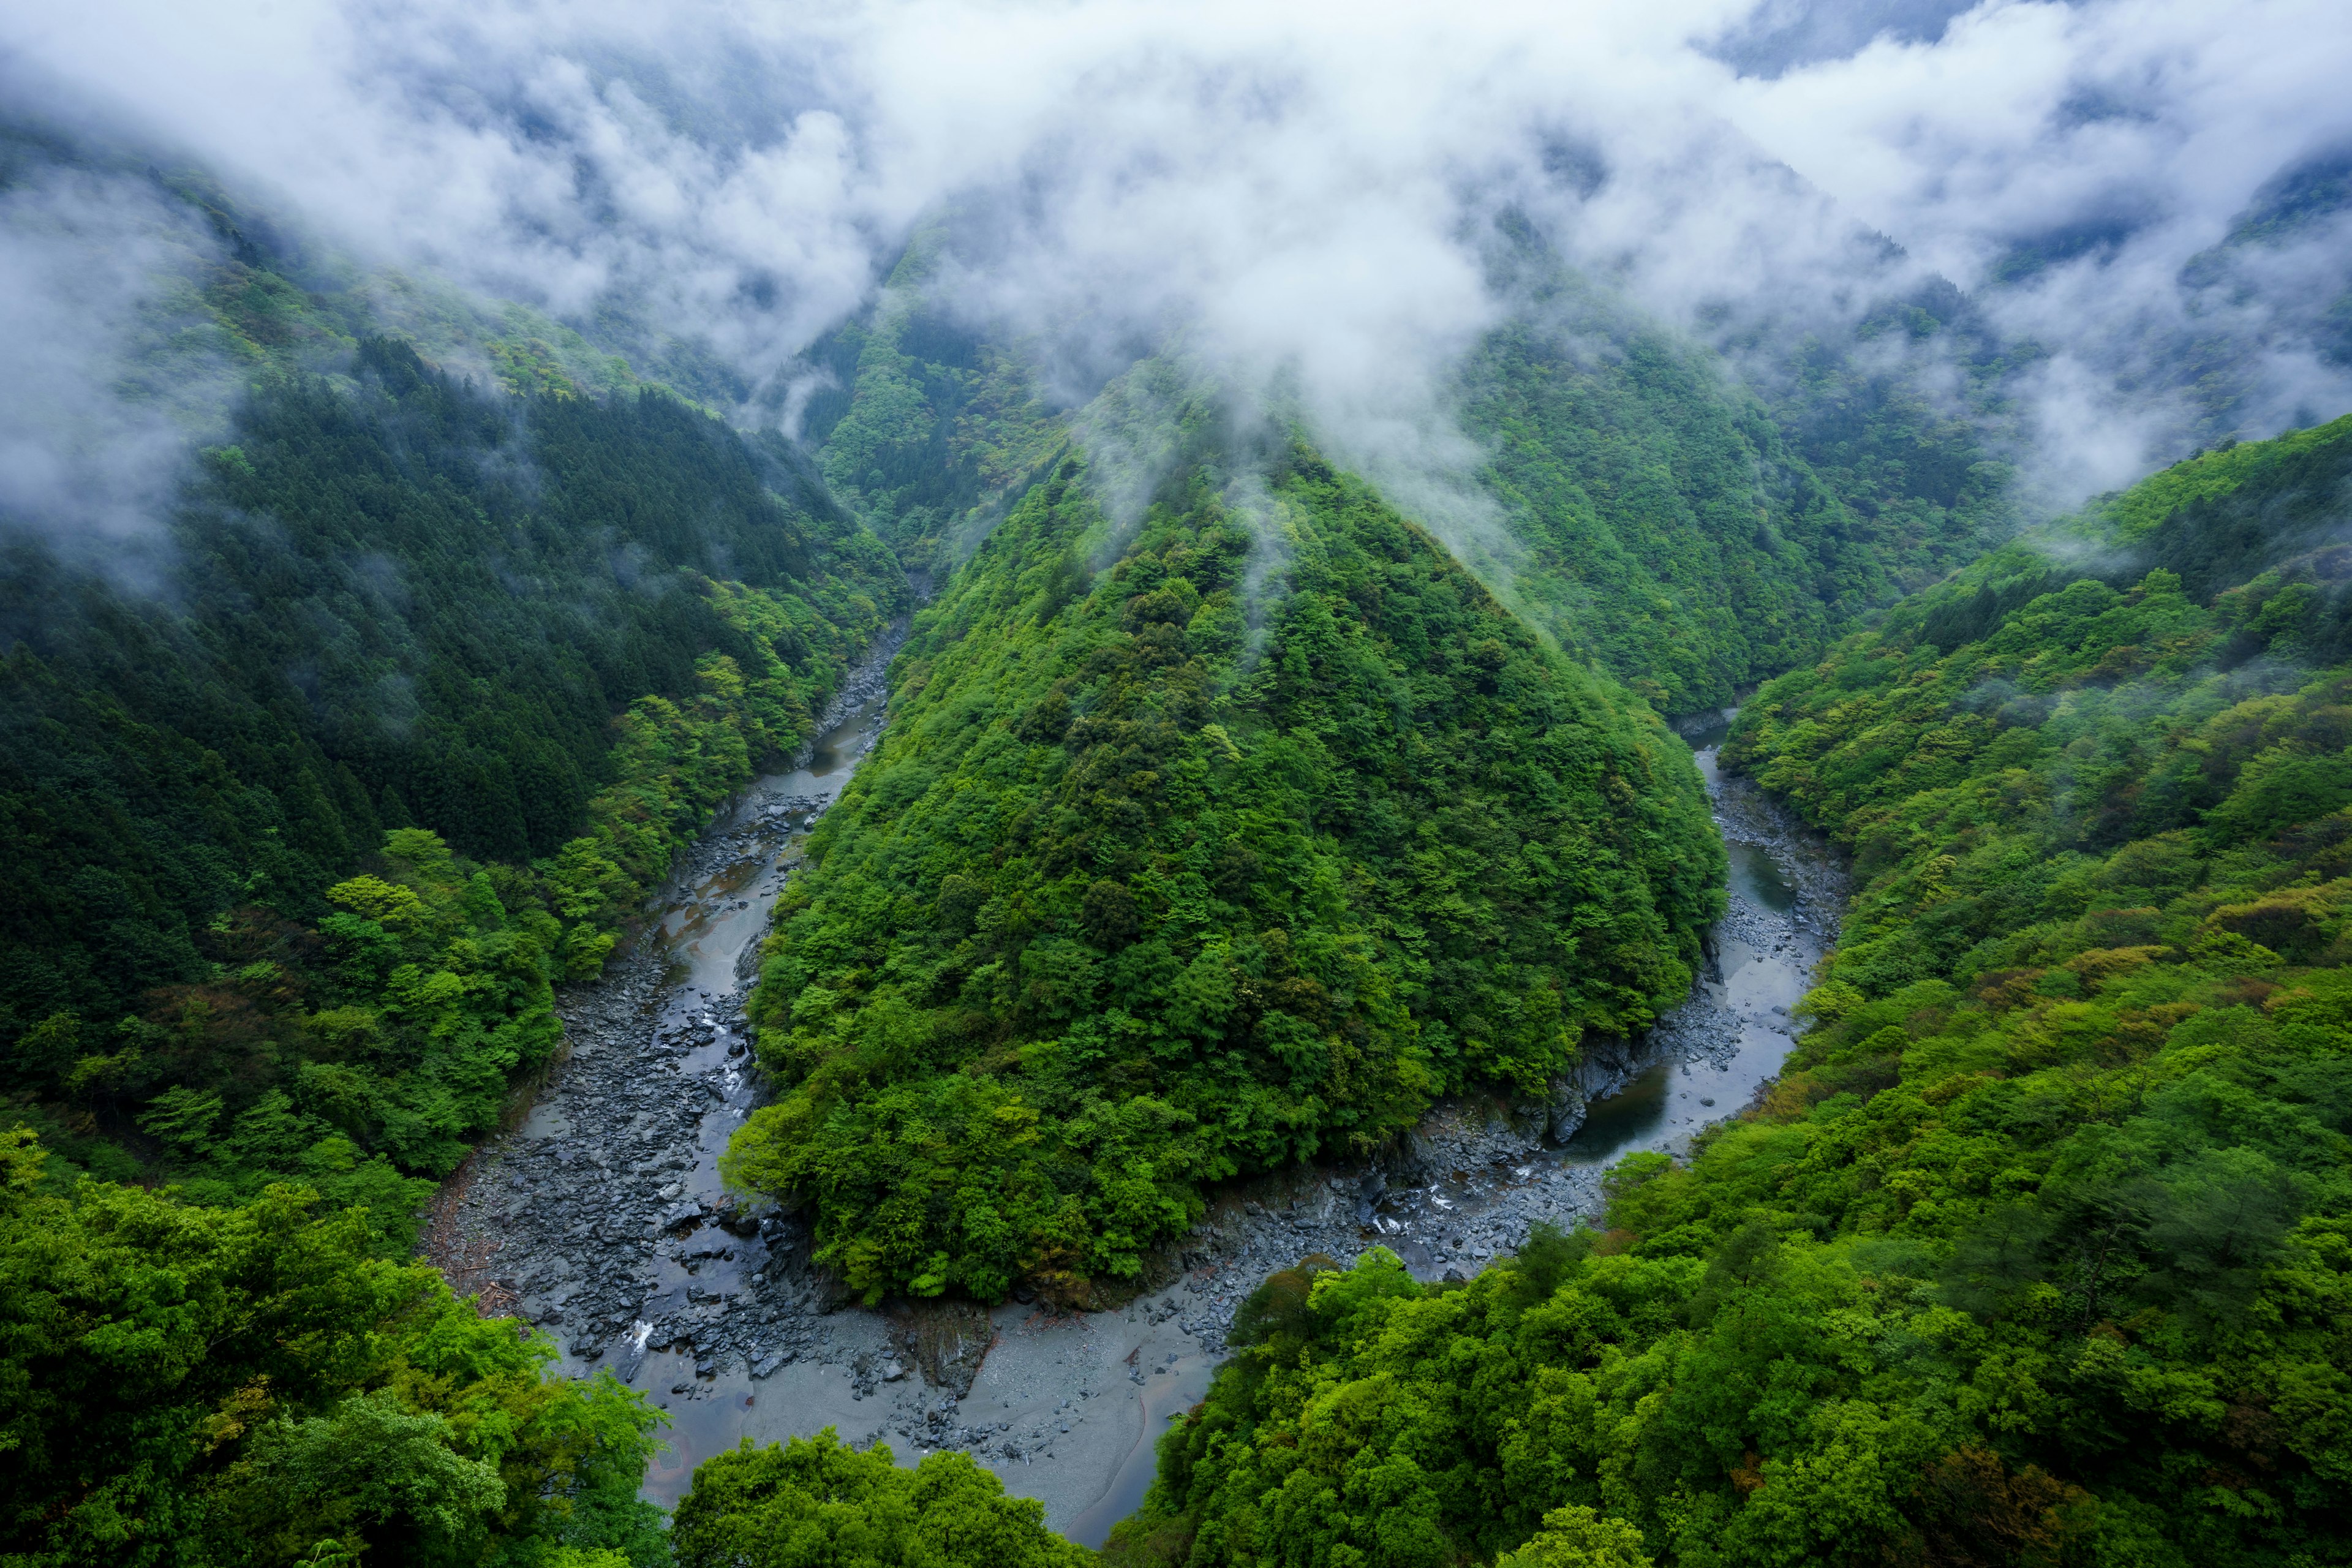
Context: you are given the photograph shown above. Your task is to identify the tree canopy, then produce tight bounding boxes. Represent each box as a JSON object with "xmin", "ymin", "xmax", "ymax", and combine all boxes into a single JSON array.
[
  {"xmin": 0, "ymin": 1129, "xmax": 668, "ymax": 1567},
  {"xmin": 673, "ymin": 1431, "xmax": 1093, "ymax": 1568},
  {"xmin": 724, "ymin": 366, "xmax": 1722, "ymax": 1303},
  {"xmin": 1103, "ymin": 412, "xmax": 2352, "ymax": 1568}
]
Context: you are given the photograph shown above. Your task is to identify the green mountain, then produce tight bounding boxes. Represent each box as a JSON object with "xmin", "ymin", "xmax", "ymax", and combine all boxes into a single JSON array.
[
  {"xmin": 0, "ymin": 137, "xmax": 907, "ymax": 1212},
  {"xmin": 796, "ymin": 238, "xmax": 1067, "ymax": 575},
  {"xmin": 1110, "ymin": 413, "xmax": 2352, "ymax": 1567},
  {"xmin": 802, "ymin": 233, "xmax": 2014, "ymax": 717},
  {"xmin": 722, "ymin": 363, "xmax": 1723, "ymax": 1302},
  {"xmin": 1455, "ymin": 268, "xmax": 2009, "ymax": 712},
  {"xmin": 13, "ymin": 97, "xmax": 2351, "ymax": 1568}
]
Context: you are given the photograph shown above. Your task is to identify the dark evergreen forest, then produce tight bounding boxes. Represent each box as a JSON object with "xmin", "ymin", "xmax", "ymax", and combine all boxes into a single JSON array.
[
  {"xmin": 2, "ymin": 333, "xmax": 902, "ymax": 1208},
  {"xmin": 6, "ymin": 110, "xmax": 2351, "ymax": 1568}
]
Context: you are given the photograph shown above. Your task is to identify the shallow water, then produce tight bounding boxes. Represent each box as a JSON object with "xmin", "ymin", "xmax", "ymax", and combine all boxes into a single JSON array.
[
  {"xmin": 1729, "ymin": 839, "xmax": 1799, "ymax": 912},
  {"xmin": 475, "ymin": 687, "xmax": 1842, "ymax": 1543}
]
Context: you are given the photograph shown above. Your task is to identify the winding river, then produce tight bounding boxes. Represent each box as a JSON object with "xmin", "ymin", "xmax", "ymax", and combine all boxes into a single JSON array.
[{"xmin": 432, "ymin": 685, "xmax": 1845, "ymax": 1544}]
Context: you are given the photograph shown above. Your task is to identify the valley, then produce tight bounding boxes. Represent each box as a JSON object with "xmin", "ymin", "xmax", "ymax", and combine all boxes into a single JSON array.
[
  {"xmin": 435, "ymin": 644, "xmax": 1844, "ymax": 1542},
  {"xmin": 6, "ymin": 24, "xmax": 2352, "ymax": 1560}
]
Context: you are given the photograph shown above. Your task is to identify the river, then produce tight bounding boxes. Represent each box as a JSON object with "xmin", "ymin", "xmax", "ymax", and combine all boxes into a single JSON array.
[{"xmin": 426, "ymin": 691, "xmax": 1845, "ymax": 1545}]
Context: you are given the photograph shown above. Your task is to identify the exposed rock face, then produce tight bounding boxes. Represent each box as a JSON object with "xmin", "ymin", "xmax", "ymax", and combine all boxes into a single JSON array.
[
  {"xmin": 888, "ymin": 1298, "xmax": 995, "ymax": 1400},
  {"xmin": 1542, "ymin": 1032, "xmax": 1642, "ymax": 1145}
]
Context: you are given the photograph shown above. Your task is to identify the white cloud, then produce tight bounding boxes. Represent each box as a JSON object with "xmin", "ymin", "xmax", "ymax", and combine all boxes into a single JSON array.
[
  {"xmin": 0, "ymin": 166, "xmax": 232, "ymax": 567},
  {"xmin": 4, "ymin": 0, "xmax": 2350, "ymax": 518}
]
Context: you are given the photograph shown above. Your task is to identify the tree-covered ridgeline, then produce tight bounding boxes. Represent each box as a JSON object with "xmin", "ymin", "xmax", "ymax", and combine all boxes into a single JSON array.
[
  {"xmin": 3, "ymin": 336, "xmax": 904, "ymax": 1215},
  {"xmin": 802, "ymin": 227, "xmax": 2016, "ymax": 717},
  {"xmin": 798, "ymin": 235, "xmax": 1067, "ymax": 576},
  {"xmin": 721, "ymin": 366, "xmax": 1724, "ymax": 1304},
  {"xmin": 1106, "ymin": 413, "xmax": 2352, "ymax": 1568},
  {"xmin": 1456, "ymin": 266, "xmax": 2013, "ymax": 715}
]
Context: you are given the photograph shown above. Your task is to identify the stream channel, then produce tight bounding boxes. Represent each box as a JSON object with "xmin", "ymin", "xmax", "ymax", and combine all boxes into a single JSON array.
[{"xmin": 431, "ymin": 685, "xmax": 1846, "ymax": 1545}]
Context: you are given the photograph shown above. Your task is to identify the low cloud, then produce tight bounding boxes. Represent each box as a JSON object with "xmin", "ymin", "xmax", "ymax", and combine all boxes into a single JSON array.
[
  {"xmin": 0, "ymin": 161, "xmax": 233, "ymax": 569},
  {"xmin": 3, "ymin": 0, "xmax": 2349, "ymax": 535}
]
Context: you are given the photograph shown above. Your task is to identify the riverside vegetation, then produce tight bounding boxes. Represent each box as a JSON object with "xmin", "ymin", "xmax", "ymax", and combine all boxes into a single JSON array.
[
  {"xmin": 0, "ymin": 140, "xmax": 903, "ymax": 1564},
  {"xmin": 1103, "ymin": 416, "xmax": 2352, "ymax": 1567},
  {"xmin": 2, "ymin": 333, "xmax": 902, "ymax": 1224},
  {"xmin": 722, "ymin": 364, "xmax": 1725, "ymax": 1303},
  {"xmin": 7, "ymin": 121, "xmax": 2349, "ymax": 1568}
]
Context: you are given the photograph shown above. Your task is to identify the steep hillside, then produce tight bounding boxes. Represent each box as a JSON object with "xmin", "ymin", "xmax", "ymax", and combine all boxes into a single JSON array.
[
  {"xmin": 0, "ymin": 137, "xmax": 908, "ymax": 1219},
  {"xmin": 0, "ymin": 126, "xmax": 898, "ymax": 1567},
  {"xmin": 805, "ymin": 235, "xmax": 2013, "ymax": 715},
  {"xmin": 725, "ymin": 364, "xmax": 1723, "ymax": 1303},
  {"xmin": 1460, "ymin": 280, "xmax": 2007, "ymax": 712},
  {"xmin": 800, "ymin": 239, "xmax": 1066, "ymax": 573},
  {"xmin": 1109, "ymin": 413, "xmax": 2352, "ymax": 1568}
]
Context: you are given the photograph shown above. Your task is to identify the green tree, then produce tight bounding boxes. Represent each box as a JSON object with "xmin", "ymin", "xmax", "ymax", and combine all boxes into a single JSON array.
[
  {"xmin": 673, "ymin": 1430, "xmax": 1092, "ymax": 1568},
  {"xmin": 0, "ymin": 1128, "xmax": 667, "ymax": 1567},
  {"xmin": 1496, "ymin": 1507, "xmax": 1652, "ymax": 1568}
]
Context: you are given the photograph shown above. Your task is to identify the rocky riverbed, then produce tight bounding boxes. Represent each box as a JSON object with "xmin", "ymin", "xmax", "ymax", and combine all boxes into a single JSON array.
[{"xmin": 425, "ymin": 697, "xmax": 1847, "ymax": 1545}]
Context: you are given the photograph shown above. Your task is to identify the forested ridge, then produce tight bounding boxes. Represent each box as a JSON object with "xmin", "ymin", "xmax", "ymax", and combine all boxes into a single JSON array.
[
  {"xmin": 796, "ymin": 235, "xmax": 1067, "ymax": 574},
  {"xmin": 10, "ymin": 104, "xmax": 2351, "ymax": 1568},
  {"xmin": 1457, "ymin": 263, "xmax": 2013, "ymax": 712},
  {"xmin": 2, "ymin": 333, "xmax": 902, "ymax": 1219},
  {"xmin": 723, "ymin": 364, "xmax": 1722, "ymax": 1303},
  {"xmin": 1106, "ymin": 415, "xmax": 2352, "ymax": 1568},
  {"xmin": 794, "ymin": 222, "xmax": 2016, "ymax": 717}
]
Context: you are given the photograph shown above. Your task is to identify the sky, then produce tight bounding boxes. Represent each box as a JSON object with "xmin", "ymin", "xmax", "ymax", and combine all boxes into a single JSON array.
[{"xmin": 4, "ymin": 0, "xmax": 2351, "ymax": 527}]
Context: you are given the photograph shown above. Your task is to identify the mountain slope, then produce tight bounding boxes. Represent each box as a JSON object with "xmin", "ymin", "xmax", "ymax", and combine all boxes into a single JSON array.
[
  {"xmin": 800, "ymin": 239, "xmax": 1067, "ymax": 574},
  {"xmin": 1110, "ymin": 411, "xmax": 2352, "ymax": 1568},
  {"xmin": 806, "ymin": 233, "xmax": 2013, "ymax": 715},
  {"xmin": 0, "ymin": 141, "xmax": 907, "ymax": 1212},
  {"xmin": 725, "ymin": 364, "xmax": 1723, "ymax": 1302}
]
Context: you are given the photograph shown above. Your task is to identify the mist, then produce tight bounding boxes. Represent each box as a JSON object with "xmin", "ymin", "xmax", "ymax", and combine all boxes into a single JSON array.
[
  {"xmin": 0, "ymin": 157, "xmax": 235, "ymax": 572},
  {"xmin": 5, "ymin": 0, "xmax": 2351, "ymax": 533}
]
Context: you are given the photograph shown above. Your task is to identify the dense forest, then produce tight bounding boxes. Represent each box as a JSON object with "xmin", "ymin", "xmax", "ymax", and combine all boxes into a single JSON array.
[
  {"xmin": 1455, "ymin": 254, "xmax": 2013, "ymax": 714},
  {"xmin": 1105, "ymin": 415, "xmax": 2352, "ymax": 1567},
  {"xmin": 723, "ymin": 362, "xmax": 1722, "ymax": 1302},
  {"xmin": 2, "ymin": 1126, "xmax": 669, "ymax": 1566},
  {"xmin": 7, "ymin": 84, "xmax": 2352, "ymax": 1568},
  {"xmin": 0, "ymin": 126, "xmax": 908, "ymax": 1222},
  {"xmin": 1, "ymin": 137, "xmax": 918, "ymax": 1563},
  {"xmin": 796, "ymin": 236, "xmax": 1068, "ymax": 575},
  {"xmin": 1, "ymin": 341, "xmax": 903, "ymax": 1214},
  {"xmin": 796, "ymin": 225, "xmax": 2016, "ymax": 717}
]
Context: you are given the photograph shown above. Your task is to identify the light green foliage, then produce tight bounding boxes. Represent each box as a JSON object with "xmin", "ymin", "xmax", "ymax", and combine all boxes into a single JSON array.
[
  {"xmin": 1114, "ymin": 416, "xmax": 2352, "ymax": 1567},
  {"xmin": 807, "ymin": 239, "xmax": 1066, "ymax": 573},
  {"xmin": 1458, "ymin": 288, "xmax": 2003, "ymax": 713},
  {"xmin": 2094, "ymin": 416, "xmax": 2352, "ymax": 543},
  {"xmin": 0, "ymin": 1128, "xmax": 668, "ymax": 1567},
  {"xmin": 672, "ymin": 1430, "xmax": 1093, "ymax": 1568},
  {"xmin": 1495, "ymin": 1506, "xmax": 1652, "ymax": 1568},
  {"xmin": 725, "ymin": 371, "xmax": 1722, "ymax": 1303}
]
